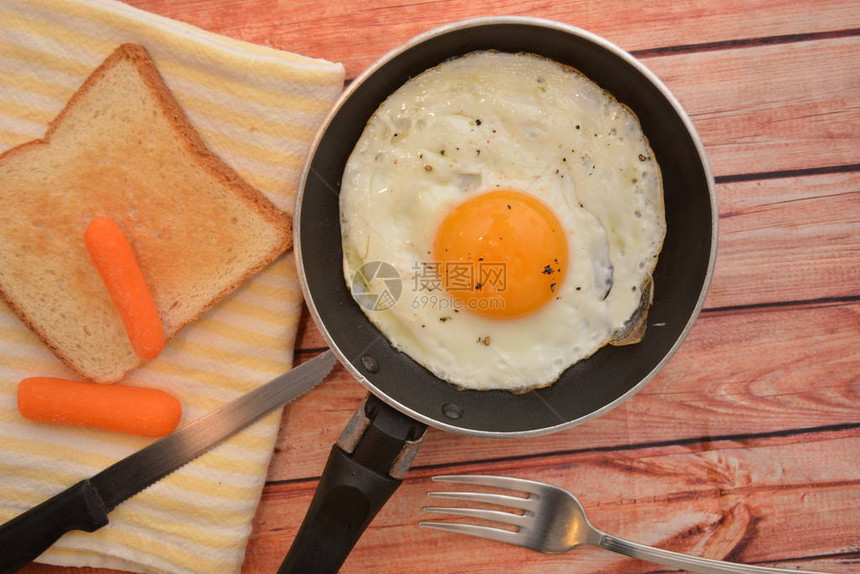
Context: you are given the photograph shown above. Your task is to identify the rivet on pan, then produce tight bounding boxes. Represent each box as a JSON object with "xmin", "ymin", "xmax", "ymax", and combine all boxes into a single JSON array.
[
  {"xmin": 442, "ymin": 403, "xmax": 464, "ymax": 420},
  {"xmin": 360, "ymin": 355, "xmax": 379, "ymax": 373}
]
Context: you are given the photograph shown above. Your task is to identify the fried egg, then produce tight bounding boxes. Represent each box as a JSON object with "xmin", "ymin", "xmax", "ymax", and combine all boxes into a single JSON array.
[{"xmin": 340, "ymin": 51, "xmax": 665, "ymax": 391}]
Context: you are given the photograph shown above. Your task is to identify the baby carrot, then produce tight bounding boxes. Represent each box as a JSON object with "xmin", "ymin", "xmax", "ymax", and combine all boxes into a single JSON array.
[
  {"xmin": 17, "ymin": 377, "xmax": 182, "ymax": 437},
  {"xmin": 84, "ymin": 216, "xmax": 165, "ymax": 360}
]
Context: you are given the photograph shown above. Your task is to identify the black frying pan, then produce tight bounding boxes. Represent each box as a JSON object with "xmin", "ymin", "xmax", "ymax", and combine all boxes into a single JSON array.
[{"xmin": 281, "ymin": 17, "xmax": 717, "ymax": 573}]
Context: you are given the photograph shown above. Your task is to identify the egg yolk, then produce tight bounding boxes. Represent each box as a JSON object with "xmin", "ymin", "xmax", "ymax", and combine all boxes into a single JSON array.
[{"xmin": 433, "ymin": 189, "xmax": 568, "ymax": 319}]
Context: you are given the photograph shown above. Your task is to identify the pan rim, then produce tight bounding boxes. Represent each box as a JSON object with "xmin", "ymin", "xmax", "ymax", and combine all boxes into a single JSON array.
[{"xmin": 294, "ymin": 16, "xmax": 718, "ymax": 438}]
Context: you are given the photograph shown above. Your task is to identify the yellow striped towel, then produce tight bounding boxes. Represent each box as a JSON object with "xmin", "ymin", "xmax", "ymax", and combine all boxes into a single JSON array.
[{"xmin": 0, "ymin": 0, "xmax": 344, "ymax": 572}]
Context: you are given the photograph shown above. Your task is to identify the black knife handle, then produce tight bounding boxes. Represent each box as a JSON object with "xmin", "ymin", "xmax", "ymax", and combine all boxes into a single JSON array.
[
  {"xmin": 278, "ymin": 395, "xmax": 427, "ymax": 573},
  {"xmin": 0, "ymin": 479, "xmax": 109, "ymax": 574}
]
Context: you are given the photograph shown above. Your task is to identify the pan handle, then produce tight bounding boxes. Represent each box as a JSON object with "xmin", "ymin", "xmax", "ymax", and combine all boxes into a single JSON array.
[{"xmin": 278, "ymin": 394, "xmax": 427, "ymax": 573}]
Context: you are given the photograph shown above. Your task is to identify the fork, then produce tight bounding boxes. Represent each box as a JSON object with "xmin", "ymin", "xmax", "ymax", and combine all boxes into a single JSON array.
[{"xmin": 420, "ymin": 475, "xmax": 825, "ymax": 574}]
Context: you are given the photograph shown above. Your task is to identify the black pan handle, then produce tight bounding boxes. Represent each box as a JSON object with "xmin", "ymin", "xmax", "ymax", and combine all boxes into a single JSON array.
[{"xmin": 278, "ymin": 394, "xmax": 427, "ymax": 573}]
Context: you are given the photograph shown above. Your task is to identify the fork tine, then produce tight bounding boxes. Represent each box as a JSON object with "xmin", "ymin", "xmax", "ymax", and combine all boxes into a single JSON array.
[
  {"xmin": 422, "ymin": 505, "xmax": 529, "ymax": 527},
  {"xmin": 432, "ymin": 474, "xmax": 546, "ymax": 495},
  {"xmin": 426, "ymin": 490, "xmax": 536, "ymax": 512},
  {"xmin": 418, "ymin": 520, "xmax": 523, "ymax": 547}
]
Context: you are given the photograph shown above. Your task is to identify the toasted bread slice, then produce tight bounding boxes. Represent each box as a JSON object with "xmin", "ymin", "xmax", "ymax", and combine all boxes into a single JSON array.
[{"xmin": 0, "ymin": 44, "xmax": 292, "ymax": 382}]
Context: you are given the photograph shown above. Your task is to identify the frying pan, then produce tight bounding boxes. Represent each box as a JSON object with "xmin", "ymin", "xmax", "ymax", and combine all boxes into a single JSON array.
[{"xmin": 280, "ymin": 17, "xmax": 717, "ymax": 573}]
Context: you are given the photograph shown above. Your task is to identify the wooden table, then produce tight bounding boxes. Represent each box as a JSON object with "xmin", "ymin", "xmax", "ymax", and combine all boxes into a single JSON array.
[{"xmin": 26, "ymin": 1, "xmax": 859, "ymax": 572}]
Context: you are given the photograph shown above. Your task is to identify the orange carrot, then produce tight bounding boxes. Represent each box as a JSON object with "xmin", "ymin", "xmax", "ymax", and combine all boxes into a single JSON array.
[
  {"xmin": 84, "ymin": 216, "xmax": 165, "ymax": 360},
  {"xmin": 17, "ymin": 377, "xmax": 182, "ymax": 437}
]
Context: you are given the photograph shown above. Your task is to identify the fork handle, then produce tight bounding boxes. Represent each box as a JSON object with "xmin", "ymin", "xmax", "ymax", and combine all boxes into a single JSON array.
[{"xmin": 596, "ymin": 532, "xmax": 823, "ymax": 574}]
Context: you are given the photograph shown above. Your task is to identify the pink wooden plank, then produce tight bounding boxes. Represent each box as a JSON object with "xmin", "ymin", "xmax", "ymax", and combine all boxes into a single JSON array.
[{"xmin": 246, "ymin": 429, "xmax": 860, "ymax": 573}]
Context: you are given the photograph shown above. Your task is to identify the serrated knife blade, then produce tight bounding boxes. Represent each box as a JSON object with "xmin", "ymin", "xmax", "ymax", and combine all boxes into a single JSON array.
[{"xmin": 0, "ymin": 349, "xmax": 336, "ymax": 574}]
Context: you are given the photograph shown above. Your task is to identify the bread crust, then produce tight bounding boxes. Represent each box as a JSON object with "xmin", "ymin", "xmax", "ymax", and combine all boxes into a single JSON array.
[{"xmin": 0, "ymin": 44, "xmax": 293, "ymax": 382}]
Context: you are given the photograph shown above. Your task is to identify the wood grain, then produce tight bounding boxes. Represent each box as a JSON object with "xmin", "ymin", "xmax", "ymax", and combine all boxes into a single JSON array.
[
  {"xmin": 647, "ymin": 37, "xmax": 860, "ymax": 176},
  {"xmin": 22, "ymin": 1, "xmax": 860, "ymax": 573},
  {"xmin": 708, "ymin": 172, "xmax": 859, "ymax": 308},
  {"xmin": 246, "ymin": 429, "xmax": 860, "ymax": 573},
  {"xmin": 125, "ymin": 0, "xmax": 860, "ymax": 79},
  {"xmin": 126, "ymin": 1, "xmax": 860, "ymax": 180}
]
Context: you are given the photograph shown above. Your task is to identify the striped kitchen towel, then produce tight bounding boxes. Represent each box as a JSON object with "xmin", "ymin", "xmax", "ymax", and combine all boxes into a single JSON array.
[{"xmin": 0, "ymin": 0, "xmax": 344, "ymax": 572}]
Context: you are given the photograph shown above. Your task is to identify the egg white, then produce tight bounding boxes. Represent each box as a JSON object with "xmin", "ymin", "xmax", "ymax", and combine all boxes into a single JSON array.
[{"xmin": 340, "ymin": 51, "xmax": 665, "ymax": 391}]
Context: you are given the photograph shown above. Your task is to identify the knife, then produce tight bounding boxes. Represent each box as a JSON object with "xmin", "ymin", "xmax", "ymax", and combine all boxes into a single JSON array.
[{"xmin": 0, "ymin": 350, "xmax": 336, "ymax": 574}]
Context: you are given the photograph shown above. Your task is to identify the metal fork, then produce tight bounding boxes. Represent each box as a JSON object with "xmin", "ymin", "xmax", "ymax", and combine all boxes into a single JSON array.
[{"xmin": 420, "ymin": 475, "xmax": 825, "ymax": 574}]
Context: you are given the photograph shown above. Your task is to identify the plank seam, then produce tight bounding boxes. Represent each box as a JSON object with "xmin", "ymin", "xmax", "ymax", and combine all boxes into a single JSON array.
[
  {"xmin": 341, "ymin": 29, "xmax": 860, "ymax": 82},
  {"xmin": 409, "ymin": 422, "xmax": 860, "ymax": 473},
  {"xmin": 703, "ymin": 295, "xmax": 860, "ymax": 315},
  {"xmin": 294, "ymin": 347, "xmax": 330, "ymax": 355},
  {"xmin": 267, "ymin": 422, "xmax": 860, "ymax": 486},
  {"xmin": 631, "ymin": 28, "xmax": 860, "ymax": 57},
  {"xmin": 715, "ymin": 164, "xmax": 860, "ymax": 184}
]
